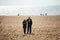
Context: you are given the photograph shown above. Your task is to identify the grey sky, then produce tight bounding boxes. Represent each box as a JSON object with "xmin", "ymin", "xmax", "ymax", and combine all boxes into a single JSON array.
[
  {"xmin": 0, "ymin": 0, "xmax": 60, "ymax": 6},
  {"xmin": 0, "ymin": 0, "xmax": 60, "ymax": 15}
]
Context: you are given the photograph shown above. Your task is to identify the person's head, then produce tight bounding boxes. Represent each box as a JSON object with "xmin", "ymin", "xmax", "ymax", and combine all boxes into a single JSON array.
[
  {"xmin": 24, "ymin": 19, "xmax": 26, "ymax": 21},
  {"xmin": 28, "ymin": 17, "xmax": 30, "ymax": 19}
]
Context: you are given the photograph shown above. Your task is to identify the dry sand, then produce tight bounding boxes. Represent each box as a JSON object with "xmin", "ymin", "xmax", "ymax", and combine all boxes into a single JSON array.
[{"xmin": 0, "ymin": 16, "xmax": 60, "ymax": 40}]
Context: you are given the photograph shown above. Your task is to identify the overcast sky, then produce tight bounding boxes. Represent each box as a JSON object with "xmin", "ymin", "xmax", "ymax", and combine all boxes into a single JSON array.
[
  {"xmin": 0, "ymin": 0, "xmax": 60, "ymax": 15},
  {"xmin": 0, "ymin": 0, "xmax": 60, "ymax": 6}
]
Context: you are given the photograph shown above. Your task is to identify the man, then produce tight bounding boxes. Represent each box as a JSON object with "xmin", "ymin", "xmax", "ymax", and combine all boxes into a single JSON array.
[
  {"xmin": 22, "ymin": 19, "xmax": 27, "ymax": 34},
  {"xmin": 27, "ymin": 17, "xmax": 32, "ymax": 34}
]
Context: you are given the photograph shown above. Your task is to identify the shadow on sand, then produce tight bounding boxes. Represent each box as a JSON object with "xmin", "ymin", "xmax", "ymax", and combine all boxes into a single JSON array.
[{"xmin": 22, "ymin": 33, "xmax": 35, "ymax": 37}]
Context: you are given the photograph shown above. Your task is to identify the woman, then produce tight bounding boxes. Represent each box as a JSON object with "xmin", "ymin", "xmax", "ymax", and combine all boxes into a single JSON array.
[{"xmin": 22, "ymin": 19, "xmax": 27, "ymax": 34}]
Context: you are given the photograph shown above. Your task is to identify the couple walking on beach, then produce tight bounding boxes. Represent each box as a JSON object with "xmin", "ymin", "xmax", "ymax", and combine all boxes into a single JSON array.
[{"xmin": 22, "ymin": 17, "xmax": 32, "ymax": 34}]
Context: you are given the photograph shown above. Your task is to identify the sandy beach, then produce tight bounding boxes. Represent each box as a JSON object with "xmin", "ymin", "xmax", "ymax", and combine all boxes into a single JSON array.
[{"xmin": 0, "ymin": 16, "xmax": 60, "ymax": 40}]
